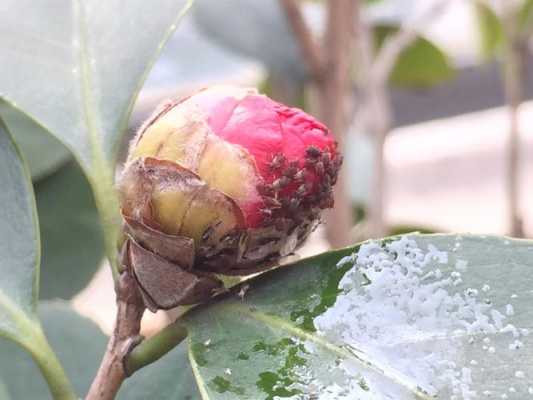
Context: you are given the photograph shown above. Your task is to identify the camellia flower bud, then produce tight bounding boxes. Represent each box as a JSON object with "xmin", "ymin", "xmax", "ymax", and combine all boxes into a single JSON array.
[{"xmin": 118, "ymin": 86, "xmax": 342, "ymax": 310}]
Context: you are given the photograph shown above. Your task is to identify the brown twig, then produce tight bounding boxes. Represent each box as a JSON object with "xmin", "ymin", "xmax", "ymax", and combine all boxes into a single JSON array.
[
  {"xmin": 354, "ymin": 0, "xmax": 451, "ymax": 129},
  {"xmin": 279, "ymin": 0, "xmax": 324, "ymax": 81},
  {"xmin": 279, "ymin": 0, "xmax": 356, "ymax": 248},
  {"xmin": 351, "ymin": 0, "xmax": 451, "ymax": 237},
  {"xmin": 86, "ymin": 270, "xmax": 145, "ymax": 400},
  {"xmin": 319, "ymin": 0, "xmax": 358, "ymax": 247},
  {"xmin": 500, "ymin": 0, "xmax": 526, "ymax": 237}
]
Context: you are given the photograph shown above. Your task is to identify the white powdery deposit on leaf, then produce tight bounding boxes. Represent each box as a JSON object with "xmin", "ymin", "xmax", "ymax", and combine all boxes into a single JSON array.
[{"xmin": 314, "ymin": 236, "xmax": 529, "ymax": 400}]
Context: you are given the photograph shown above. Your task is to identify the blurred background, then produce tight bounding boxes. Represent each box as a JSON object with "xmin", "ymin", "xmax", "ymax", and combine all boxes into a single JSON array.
[
  {"xmin": 6, "ymin": 0, "xmax": 533, "ymax": 333},
  {"xmin": 130, "ymin": 0, "xmax": 533, "ymax": 243}
]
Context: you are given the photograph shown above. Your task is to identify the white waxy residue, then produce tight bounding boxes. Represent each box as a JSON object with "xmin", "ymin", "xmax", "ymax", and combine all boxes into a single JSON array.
[{"xmin": 313, "ymin": 237, "xmax": 529, "ymax": 400}]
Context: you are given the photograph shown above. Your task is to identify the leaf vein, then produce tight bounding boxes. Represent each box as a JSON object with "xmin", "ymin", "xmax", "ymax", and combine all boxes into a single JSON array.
[{"xmin": 227, "ymin": 303, "xmax": 433, "ymax": 400}]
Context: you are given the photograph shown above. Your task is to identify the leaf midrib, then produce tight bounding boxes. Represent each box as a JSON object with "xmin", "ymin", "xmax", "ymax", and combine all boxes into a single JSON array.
[
  {"xmin": 188, "ymin": 337, "xmax": 211, "ymax": 400},
  {"xmin": 75, "ymin": 0, "xmax": 108, "ymax": 173},
  {"xmin": 0, "ymin": 289, "xmax": 38, "ymax": 344},
  {"xmin": 223, "ymin": 302, "xmax": 433, "ymax": 400}
]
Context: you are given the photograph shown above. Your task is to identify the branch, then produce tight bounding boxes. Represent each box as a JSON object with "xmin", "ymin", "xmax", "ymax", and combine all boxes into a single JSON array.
[
  {"xmin": 351, "ymin": 0, "xmax": 451, "ymax": 132},
  {"xmin": 86, "ymin": 270, "xmax": 145, "ymax": 400},
  {"xmin": 279, "ymin": 0, "xmax": 324, "ymax": 80},
  {"xmin": 125, "ymin": 321, "xmax": 188, "ymax": 374},
  {"xmin": 500, "ymin": 0, "xmax": 526, "ymax": 236},
  {"xmin": 372, "ymin": 0, "xmax": 450, "ymax": 84},
  {"xmin": 316, "ymin": 0, "xmax": 357, "ymax": 247}
]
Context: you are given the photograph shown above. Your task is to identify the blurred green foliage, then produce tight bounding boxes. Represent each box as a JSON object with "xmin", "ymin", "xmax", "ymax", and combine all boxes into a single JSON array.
[
  {"xmin": 474, "ymin": 2, "xmax": 503, "ymax": 59},
  {"xmin": 374, "ymin": 25, "xmax": 455, "ymax": 87},
  {"xmin": 35, "ymin": 162, "xmax": 104, "ymax": 300}
]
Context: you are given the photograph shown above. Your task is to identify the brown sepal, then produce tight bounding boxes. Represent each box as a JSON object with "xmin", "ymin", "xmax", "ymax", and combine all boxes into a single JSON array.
[
  {"xmin": 121, "ymin": 237, "xmax": 223, "ymax": 311},
  {"xmin": 122, "ymin": 214, "xmax": 195, "ymax": 269}
]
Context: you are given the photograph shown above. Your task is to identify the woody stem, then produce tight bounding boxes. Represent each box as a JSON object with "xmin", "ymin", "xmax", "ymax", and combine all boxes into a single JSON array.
[{"xmin": 85, "ymin": 269, "xmax": 145, "ymax": 400}]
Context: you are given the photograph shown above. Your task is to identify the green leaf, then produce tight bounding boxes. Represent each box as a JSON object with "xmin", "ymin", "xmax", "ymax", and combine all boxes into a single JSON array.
[
  {"xmin": 0, "ymin": 0, "xmax": 193, "ymax": 170},
  {"xmin": 35, "ymin": 161, "xmax": 104, "ymax": 300},
  {"xmin": 375, "ymin": 25, "xmax": 455, "ymax": 88},
  {"xmin": 182, "ymin": 234, "xmax": 533, "ymax": 399},
  {"xmin": 0, "ymin": 120, "xmax": 76, "ymax": 400},
  {"xmin": 473, "ymin": 1, "xmax": 504, "ymax": 59},
  {"xmin": 0, "ymin": 301, "xmax": 198, "ymax": 400},
  {"xmin": 519, "ymin": 0, "xmax": 533, "ymax": 32},
  {"xmin": 0, "ymin": 0, "xmax": 194, "ymax": 276},
  {"xmin": 0, "ymin": 101, "xmax": 71, "ymax": 182},
  {"xmin": 0, "ymin": 302, "xmax": 106, "ymax": 399},
  {"xmin": 0, "ymin": 380, "xmax": 11, "ymax": 400},
  {"xmin": 0, "ymin": 117, "xmax": 39, "ymax": 340},
  {"xmin": 193, "ymin": 0, "xmax": 305, "ymax": 81},
  {"xmin": 0, "ymin": 101, "xmax": 104, "ymax": 300}
]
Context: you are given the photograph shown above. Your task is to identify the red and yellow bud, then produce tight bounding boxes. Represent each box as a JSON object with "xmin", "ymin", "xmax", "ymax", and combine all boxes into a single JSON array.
[{"xmin": 118, "ymin": 86, "xmax": 342, "ymax": 310}]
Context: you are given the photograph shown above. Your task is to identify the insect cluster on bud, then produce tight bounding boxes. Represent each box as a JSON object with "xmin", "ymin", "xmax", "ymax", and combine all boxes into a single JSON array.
[{"xmin": 118, "ymin": 86, "xmax": 342, "ymax": 310}]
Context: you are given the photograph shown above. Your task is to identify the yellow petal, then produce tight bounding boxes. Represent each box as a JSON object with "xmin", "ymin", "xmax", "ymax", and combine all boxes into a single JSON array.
[
  {"xmin": 130, "ymin": 157, "xmax": 243, "ymax": 246},
  {"xmin": 180, "ymin": 187, "xmax": 242, "ymax": 244},
  {"xmin": 197, "ymin": 135, "xmax": 260, "ymax": 210},
  {"xmin": 151, "ymin": 186, "xmax": 198, "ymax": 236},
  {"xmin": 130, "ymin": 105, "xmax": 209, "ymax": 170}
]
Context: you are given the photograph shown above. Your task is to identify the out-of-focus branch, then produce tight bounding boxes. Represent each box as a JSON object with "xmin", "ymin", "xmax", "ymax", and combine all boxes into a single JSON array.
[
  {"xmin": 279, "ymin": 0, "xmax": 324, "ymax": 80},
  {"xmin": 279, "ymin": 0, "xmax": 356, "ymax": 248},
  {"xmin": 353, "ymin": 0, "xmax": 451, "ymax": 237},
  {"xmin": 352, "ymin": 16, "xmax": 378, "ymax": 134},
  {"xmin": 355, "ymin": 14, "xmax": 391, "ymax": 237},
  {"xmin": 321, "ymin": 0, "xmax": 357, "ymax": 140},
  {"xmin": 352, "ymin": 0, "xmax": 451, "ymax": 132},
  {"xmin": 319, "ymin": 0, "xmax": 358, "ymax": 247},
  {"xmin": 500, "ymin": 0, "xmax": 526, "ymax": 237}
]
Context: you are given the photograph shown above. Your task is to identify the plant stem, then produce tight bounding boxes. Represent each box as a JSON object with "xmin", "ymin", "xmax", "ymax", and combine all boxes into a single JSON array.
[
  {"xmin": 279, "ymin": 0, "xmax": 324, "ymax": 80},
  {"xmin": 366, "ymin": 82, "xmax": 392, "ymax": 238},
  {"xmin": 86, "ymin": 270, "xmax": 145, "ymax": 400},
  {"xmin": 26, "ymin": 325, "xmax": 78, "ymax": 400},
  {"xmin": 501, "ymin": 1, "xmax": 526, "ymax": 237},
  {"xmin": 281, "ymin": 0, "xmax": 356, "ymax": 248},
  {"xmin": 353, "ymin": 0, "xmax": 449, "ymax": 238},
  {"xmin": 319, "ymin": 0, "xmax": 357, "ymax": 247},
  {"xmin": 125, "ymin": 321, "xmax": 188, "ymax": 375},
  {"xmin": 89, "ymin": 170, "xmax": 121, "ymax": 280}
]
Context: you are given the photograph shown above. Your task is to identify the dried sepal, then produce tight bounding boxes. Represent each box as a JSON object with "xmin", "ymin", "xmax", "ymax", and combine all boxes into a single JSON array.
[
  {"xmin": 121, "ymin": 237, "xmax": 222, "ymax": 311},
  {"xmin": 195, "ymin": 212, "xmax": 320, "ymax": 275},
  {"xmin": 122, "ymin": 214, "xmax": 195, "ymax": 269},
  {"xmin": 118, "ymin": 157, "xmax": 245, "ymax": 245},
  {"xmin": 130, "ymin": 99, "xmax": 209, "ymax": 170}
]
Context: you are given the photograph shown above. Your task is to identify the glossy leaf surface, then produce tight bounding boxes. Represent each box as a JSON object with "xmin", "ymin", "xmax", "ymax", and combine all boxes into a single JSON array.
[
  {"xmin": 0, "ymin": 0, "xmax": 194, "ymax": 276},
  {"xmin": 35, "ymin": 162, "xmax": 104, "ymax": 299},
  {"xmin": 0, "ymin": 101, "xmax": 70, "ymax": 181},
  {"xmin": 0, "ymin": 0, "xmax": 193, "ymax": 170},
  {"xmin": 0, "ymin": 118, "xmax": 39, "ymax": 340},
  {"xmin": 183, "ymin": 235, "xmax": 533, "ymax": 399}
]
